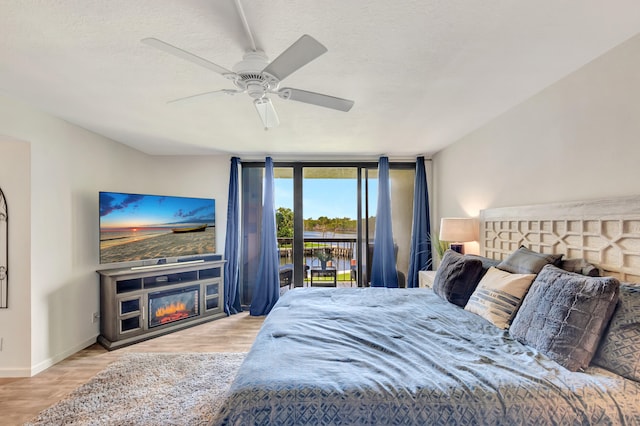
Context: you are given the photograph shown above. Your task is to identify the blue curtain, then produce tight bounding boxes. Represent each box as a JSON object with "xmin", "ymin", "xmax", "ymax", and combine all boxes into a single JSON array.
[
  {"xmin": 250, "ymin": 157, "xmax": 280, "ymax": 316},
  {"xmin": 407, "ymin": 156, "xmax": 432, "ymax": 288},
  {"xmin": 223, "ymin": 157, "xmax": 242, "ymax": 315},
  {"xmin": 370, "ymin": 156, "xmax": 398, "ymax": 288}
]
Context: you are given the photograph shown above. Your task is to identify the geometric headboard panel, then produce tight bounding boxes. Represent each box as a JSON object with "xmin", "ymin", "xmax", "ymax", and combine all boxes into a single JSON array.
[{"xmin": 480, "ymin": 196, "xmax": 640, "ymax": 284}]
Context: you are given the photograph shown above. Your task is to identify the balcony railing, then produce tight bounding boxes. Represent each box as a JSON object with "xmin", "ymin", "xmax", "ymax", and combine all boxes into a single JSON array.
[{"xmin": 278, "ymin": 237, "xmax": 358, "ymax": 286}]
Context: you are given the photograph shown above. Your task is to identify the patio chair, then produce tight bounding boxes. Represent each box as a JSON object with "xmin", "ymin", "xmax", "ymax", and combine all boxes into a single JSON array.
[
  {"xmin": 279, "ymin": 263, "xmax": 310, "ymax": 289},
  {"xmin": 279, "ymin": 264, "xmax": 293, "ymax": 290}
]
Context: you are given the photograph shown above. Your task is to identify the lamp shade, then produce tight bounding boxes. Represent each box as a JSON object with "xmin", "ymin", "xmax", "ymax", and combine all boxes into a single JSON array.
[{"xmin": 439, "ymin": 218, "xmax": 476, "ymax": 242}]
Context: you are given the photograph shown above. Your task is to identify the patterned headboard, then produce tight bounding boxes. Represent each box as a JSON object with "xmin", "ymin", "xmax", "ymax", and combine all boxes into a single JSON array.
[{"xmin": 480, "ymin": 196, "xmax": 640, "ymax": 284}]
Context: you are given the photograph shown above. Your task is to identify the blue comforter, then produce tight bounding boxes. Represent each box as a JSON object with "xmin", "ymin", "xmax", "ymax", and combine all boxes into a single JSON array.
[{"xmin": 214, "ymin": 288, "xmax": 640, "ymax": 425}]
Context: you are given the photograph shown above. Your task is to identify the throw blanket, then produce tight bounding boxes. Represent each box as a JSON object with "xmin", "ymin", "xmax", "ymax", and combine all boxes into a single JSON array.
[{"xmin": 215, "ymin": 288, "xmax": 640, "ymax": 425}]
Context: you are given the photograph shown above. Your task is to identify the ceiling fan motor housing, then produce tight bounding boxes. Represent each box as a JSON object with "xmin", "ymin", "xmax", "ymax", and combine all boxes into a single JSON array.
[{"xmin": 232, "ymin": 51, "xmax": 278, "ymax": 98}]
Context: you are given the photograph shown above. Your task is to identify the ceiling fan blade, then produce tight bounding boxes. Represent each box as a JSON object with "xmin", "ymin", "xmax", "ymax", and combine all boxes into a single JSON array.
[
  {"xmin": 262, "ymin": 35, "xmax": 327, "ymax": 81},
  {"xmin": 254, "ymin": 98, "xmax": 279, "ymax": 128},
  {"xmin": 278, "ymin": 88, "xmax": 354, "ymax": 112},
  {"xmin": 167, "ymin": 89, "xmax": 241, "ymax": 104},
  {"xmin": 142, "ymin": 37, "xmax": 234, "ymax": 76}
]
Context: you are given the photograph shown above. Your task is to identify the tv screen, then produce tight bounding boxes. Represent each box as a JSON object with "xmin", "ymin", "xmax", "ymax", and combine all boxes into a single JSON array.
[{"xmin": 99, "ymin": 191, "xmax": 216, "ymax": 265}]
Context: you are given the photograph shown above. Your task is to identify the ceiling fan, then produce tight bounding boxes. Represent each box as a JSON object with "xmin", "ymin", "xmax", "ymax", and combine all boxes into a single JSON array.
[{"xmin": 142, "ymin": 1, "xmax": 354, "ymax": 129}]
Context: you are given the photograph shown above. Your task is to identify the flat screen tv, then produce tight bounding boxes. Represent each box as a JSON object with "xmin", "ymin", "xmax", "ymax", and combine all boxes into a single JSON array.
[{"xmin": 99, "ymin": 191, "xmax": 216, "ymax": 265}]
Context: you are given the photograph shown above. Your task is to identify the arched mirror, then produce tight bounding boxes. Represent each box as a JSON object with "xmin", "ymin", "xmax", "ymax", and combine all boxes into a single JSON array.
[{"xmin": 0, "ymin": 187, "xmax": 7, "ymax": 308}]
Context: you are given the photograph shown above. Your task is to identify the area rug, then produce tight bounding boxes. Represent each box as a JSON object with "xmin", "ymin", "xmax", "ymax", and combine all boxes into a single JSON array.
[{"xmin": 25, "ymin": 352, "xmax": 246, "ymax": 426}]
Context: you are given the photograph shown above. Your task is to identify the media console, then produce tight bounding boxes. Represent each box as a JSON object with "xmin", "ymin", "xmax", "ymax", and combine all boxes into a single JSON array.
[{"xmin": 96, "ymin": 259, "xmax": 226, "ymax": 350}]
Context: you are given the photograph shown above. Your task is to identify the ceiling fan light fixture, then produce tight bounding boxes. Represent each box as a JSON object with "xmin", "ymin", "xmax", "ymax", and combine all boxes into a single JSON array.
[{"xmin": 254, "ymin": 97, "xmax": 279, "ymax": 129}]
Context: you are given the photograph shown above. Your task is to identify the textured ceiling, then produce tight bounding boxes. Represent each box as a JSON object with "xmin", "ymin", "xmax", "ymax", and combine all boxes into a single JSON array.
[{"xmin": 2, "ymin": 1, "xmax": 640, "ymax": 159}]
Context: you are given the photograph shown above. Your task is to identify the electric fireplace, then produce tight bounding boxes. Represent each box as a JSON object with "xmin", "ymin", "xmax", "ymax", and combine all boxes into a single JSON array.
[
  {"xmin": 97, "ymin": 258, "xmax": 226, "ymax": 350},
  {"xmin": 148, "ymin": 285, "xmax": 199, "ymax": 328}
]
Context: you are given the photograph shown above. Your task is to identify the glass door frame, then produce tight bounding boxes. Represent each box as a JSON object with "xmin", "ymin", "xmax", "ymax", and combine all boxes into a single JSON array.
[{"xmin": 240, "ymin": 160, "xmax": 415, "ymax": 291}]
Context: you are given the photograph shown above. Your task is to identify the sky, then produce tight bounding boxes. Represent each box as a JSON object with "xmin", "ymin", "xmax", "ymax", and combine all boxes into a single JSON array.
[{"xmin": 274, "ymin": 178, "xmax": 378, "ymax": 219}]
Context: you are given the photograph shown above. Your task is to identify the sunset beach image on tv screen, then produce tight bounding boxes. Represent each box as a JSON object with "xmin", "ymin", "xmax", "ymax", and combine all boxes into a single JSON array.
[{"xmin": 99, "ymin": 191, "xmax": 215, "ymax": 264}]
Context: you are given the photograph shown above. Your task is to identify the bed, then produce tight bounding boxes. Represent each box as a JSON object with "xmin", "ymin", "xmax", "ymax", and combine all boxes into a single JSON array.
[{"xmin": 213, "ymin": 197, "xmax": 640, "ymax": 425}]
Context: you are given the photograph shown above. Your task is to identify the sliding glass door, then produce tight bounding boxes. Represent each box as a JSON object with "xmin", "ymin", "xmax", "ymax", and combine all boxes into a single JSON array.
[
  {"xmin": 302, "ymin": 167, "xmax": 358, "ymax": 287},
  {"xmin": 240, "ymin": 161, "xmax": 415, "ymax": 305}
]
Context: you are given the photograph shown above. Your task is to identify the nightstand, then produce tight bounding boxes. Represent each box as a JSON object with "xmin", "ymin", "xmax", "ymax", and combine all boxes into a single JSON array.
[{"xmin": 418, "ymin": 270, "xmax": 437, "ymax": 288}]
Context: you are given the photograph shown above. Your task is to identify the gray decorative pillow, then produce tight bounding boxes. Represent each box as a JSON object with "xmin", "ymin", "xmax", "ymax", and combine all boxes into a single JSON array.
[
  {"xmin": 509, "ymin": 264, "xmax": 620, "ymax": 372},
  {"xmin": 592, "ymin": 284, "xmax": 640, "ymax": 381},
  {"xmin": 497, "ymin": 246, "xmax": 563, "ymax": 274},
  {"xmin": 464, "ymin": 254, "xmax": 500, "ymax": 275},
  {"xmin": 432, "ymin": 250, "xmax": 484, "ymax": 307},
  {"xmin": 560, "ymin": 258, "xmax": 600, "ymax": 277}
]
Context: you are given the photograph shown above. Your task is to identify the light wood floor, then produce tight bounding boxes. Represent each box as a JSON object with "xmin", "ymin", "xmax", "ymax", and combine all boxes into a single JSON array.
[{"xmin": 0, "ymin": 311, "xmax": 264, "ymax": 426}]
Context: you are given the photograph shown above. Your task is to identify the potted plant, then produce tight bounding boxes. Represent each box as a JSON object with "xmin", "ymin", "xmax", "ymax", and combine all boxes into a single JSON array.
[
  {"xmin": 431, "ymin": 232, "xmax": 450, "ymax": 260},
  {"xmin": 315, "ymin": 248, "xmax": 333, "ymax": 270}
]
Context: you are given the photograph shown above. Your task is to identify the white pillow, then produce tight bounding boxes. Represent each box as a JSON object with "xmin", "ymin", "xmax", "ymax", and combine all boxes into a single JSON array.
[{"xmin": 465, "ymin": 267, "xmax": 536, "ymax": 329}]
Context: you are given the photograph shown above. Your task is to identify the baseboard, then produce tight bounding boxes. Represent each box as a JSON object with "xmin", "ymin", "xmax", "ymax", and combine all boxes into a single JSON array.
[
  {"xmin": 0, "ymin": 366, "xmax": 32, "ymax": 378},
  {"xmin": 29, "ymin": 335, "xmax": 98, "ymax": 377}
]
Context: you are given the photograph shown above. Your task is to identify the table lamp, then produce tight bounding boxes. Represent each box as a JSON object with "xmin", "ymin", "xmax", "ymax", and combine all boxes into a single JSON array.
[{"xmin": 439, "ymin": 218, "xmax": 476, "ymax": 254}]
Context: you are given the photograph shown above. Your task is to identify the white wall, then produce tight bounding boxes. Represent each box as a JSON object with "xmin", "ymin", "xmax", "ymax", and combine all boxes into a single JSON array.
[
  {"xmin": 0, "ymin": 94, "xmax": 230, "ymax": 376},
  {"xmin": 434, "ymin": 33, "xmax": 640, "ymax": 252}
]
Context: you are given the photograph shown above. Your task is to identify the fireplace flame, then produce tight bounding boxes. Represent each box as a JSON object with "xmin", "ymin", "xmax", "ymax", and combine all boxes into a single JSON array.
[{"xmin": 155, "ymin": 301, "xmax": 187, "ymax": 318}]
